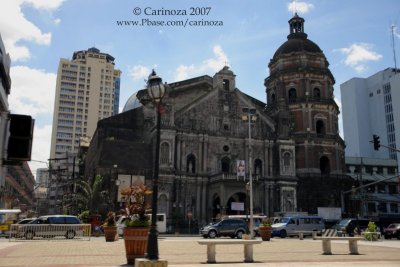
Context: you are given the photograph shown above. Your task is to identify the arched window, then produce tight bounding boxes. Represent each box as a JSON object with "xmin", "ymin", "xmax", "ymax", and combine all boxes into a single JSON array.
[
  {"xmin": 160, "ymin": 142, "xmax": 170, "ymax": 165},
  {"xmin": 223, "ymin": 79, "xmax": 230, "ymax": 91},
  {"xmin": 221, "ymin": 157, "xmax": 231, "ymax": 173},
  {"xmin": 316, "ymin": 120, "xmax": 325, "ymax": 135},
  {"xmin": 320, "ymin": 156, "xmax": 330, "ymax": 175},
  {"xmin": 313, "ymin": 88, "xmax": 321, "ymax": 99},
  {"xmin": 186, "ymin": 154, "xmax": 196, "ymax": 173},
  {"xmin": 254, "ymin": 159, "xmax": 262, "ymax": 176},
  {"xmin": 271, "ymin": 93, "xmax": 276, "ymax": 103},
  {"xmin": 288, "ymin": 88, "xmax": 297, "ymax": 103}
]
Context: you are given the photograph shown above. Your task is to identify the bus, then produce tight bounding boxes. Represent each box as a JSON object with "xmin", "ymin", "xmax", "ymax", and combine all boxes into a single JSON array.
[{"xmin": 0, "ymin": 209, "xmax": 22, "ymax": 237}]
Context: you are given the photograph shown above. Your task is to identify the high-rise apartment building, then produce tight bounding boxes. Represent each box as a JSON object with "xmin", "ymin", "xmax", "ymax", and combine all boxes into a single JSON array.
[
  {"xmin": 341, "ymin": 68, "xmax": 400, "ymax": 168},
  {"xmin": 50, "ymin": 47, "xmax": 121, "ymax": 159},
  {"xmin": 48, "ymin": 48, "xmax": 120, "ymax": 214}
]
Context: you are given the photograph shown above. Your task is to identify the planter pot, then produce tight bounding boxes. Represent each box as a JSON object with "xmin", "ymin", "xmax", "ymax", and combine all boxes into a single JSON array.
[
  {"xmin": 363, "ymin": 231, "xmax": 381, "ymax": 241},
  {"xmin": 123, "ymin": 227, "xmax": 149, "ymax": 264},
  {"xmin": 259, "ymin": 226, "xmax": 272, "ymax": 241},
  {"xmin": 103, "ymin": 226, "xmax": 118, "ymax": 242}
]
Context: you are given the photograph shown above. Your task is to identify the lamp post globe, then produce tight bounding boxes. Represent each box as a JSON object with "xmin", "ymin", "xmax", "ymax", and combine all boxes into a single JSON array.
[
  {"xmin": 146, "ymin": 69, "xmax": 165, "ymax": 260},
  {"xmin": 147, "ymin": 70, "xmax": 165, "ymax": 103}
]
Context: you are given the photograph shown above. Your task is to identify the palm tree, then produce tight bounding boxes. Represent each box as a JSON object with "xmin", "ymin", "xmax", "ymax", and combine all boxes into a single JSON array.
[{"xmin": 63, "ymin": 174, "xmax": 110, "ymax": 215}]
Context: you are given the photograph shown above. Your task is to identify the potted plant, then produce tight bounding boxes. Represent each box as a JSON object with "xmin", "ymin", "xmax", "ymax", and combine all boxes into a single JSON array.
[
  {"xmin": 103, "ymin": 211, "xmax": 118, "ymax": 242},
  {"xmin": 363, "ymin": 221, "xmax": 380, "ymax": 241},
  {"xmin": 120, "ymin": 183, "xmax": 152, "ymax": 264},
  {"xmin": 258, "ymin": 218, "xmax": 273, "ymax": 241}
]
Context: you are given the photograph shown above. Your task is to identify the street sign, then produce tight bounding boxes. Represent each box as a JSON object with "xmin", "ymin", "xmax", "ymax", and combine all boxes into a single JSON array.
[{"xmin": 231, "ymin": 202, "xmax": 244, "ymax": 211}]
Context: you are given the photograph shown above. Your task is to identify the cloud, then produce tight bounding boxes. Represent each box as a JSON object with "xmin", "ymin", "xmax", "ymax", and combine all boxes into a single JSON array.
[
  {"xmin": 0, "ymin": 0, "xmax": 65, "ymax": 61},
  {"xmin": 174, "ymin": 45, "xmax": 229, "ymax": 81},
  {"xmin": 337, "ymin": 43, "xmax": 382, "ymax": 73},
  {"xmin": 128, "ymin": 65, "xmax": 151, "ymax": 81},
  {"xmin": 54, "ymin": 18, "xmax": 61, "ymax": 25},
  {"xmin": 28, "ymin": 124, "xmax": 53, "ymax": 175},
  {"xmin": 8, "ymin": 66, "xmax": 56, "ymax": 116},
  {"xmin": 22, "ymin": 0, "xmax": 65, "ymax": 11},
  {"xmin": 334, "ymin": 95, "xmax": 344, "ymax": 138},
  {"xmin": 288, "ymin": 1, "xmax": 314, "ymax": 14}
]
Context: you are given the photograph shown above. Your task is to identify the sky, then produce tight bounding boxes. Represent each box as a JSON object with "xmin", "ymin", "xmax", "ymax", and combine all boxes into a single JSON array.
[{"xmin": 1, "ymin": 0, "xmax": 399, "ymax": 178}]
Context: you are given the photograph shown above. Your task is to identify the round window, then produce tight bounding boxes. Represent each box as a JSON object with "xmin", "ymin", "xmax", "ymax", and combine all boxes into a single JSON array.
[{"xmin": 223, "ymin": 145, "xmax": 229, "ymax": 152}]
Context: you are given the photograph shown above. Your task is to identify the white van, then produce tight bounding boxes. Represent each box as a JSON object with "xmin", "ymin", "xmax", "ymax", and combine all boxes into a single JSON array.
[
  {"xmin": 117, "ymin": 213, "xmax": 166, "ymax": 236},
  {"xmin": 272, "ymin": 215, "xmax": 324, "ymax": 238}
]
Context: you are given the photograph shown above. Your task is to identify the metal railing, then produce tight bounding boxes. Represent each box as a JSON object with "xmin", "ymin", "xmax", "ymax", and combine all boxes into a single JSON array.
[{"xmin": 8, "ymin": 224, "xmax": 91, "ymax": 241}]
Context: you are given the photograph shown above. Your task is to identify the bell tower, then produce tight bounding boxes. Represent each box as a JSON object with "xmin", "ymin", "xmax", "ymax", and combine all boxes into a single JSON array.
[{"xmin": 265, "ymin": 14, "xmax": 346, "ymax": 212}]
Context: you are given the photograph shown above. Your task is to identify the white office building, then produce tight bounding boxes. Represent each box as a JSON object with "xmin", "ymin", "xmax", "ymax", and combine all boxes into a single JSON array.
[
  {"xmin": 341, "ymin": 68, "xmax": 400, "ymax": 169},
  {"xmin": 50, "ymin": 47, "xmax": 121, "ymax": 160}
]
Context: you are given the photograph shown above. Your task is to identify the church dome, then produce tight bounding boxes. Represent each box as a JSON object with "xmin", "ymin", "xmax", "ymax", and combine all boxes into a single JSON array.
[
  {"xmin": 273, "ymin": 36, "xmax": 322, "ymax": 60},
  {"xmin": 271, "ymin": 14, "xmax": 322, "ymax": 62},
  {"xmin": 122, "ymin": 91, "xmax": 142, "ymax": 112}
]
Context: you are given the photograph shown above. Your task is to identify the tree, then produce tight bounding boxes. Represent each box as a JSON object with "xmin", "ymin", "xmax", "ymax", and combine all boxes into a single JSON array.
[{"xmin": 63, "ymin": 174, "xmax": 110, "ymax": 216}]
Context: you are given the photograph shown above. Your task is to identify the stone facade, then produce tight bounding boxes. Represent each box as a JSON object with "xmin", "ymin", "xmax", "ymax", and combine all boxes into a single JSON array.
[
  {"xmin": 85, "ymin": 14, "xmax": 350, "ymax": 228},
  {"xmin": 264, "ymin": 14, "xmax": 349, "ymax": 214}
]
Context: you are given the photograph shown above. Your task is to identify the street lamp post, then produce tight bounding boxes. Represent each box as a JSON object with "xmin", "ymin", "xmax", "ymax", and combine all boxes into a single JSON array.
[
  {"xmin": 242, "ymin": 107, "xmax": 257, "ymax": 239},
  {"xmin": 146, "ymin": 70, "xmax": 166, "ymax": 260}
]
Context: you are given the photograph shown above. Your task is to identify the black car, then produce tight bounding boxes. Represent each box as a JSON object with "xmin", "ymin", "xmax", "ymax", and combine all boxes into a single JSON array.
[
  {"xmin": 199, "ymin": 218, "xmax": 248, "ymax": 239},
  {"xmin": 332, "ymin": 218, "xmax": 370, "ymax": 236},
  {"xmin": 383, "ymin": 223, "xmax": 400, "ymax": 239}
]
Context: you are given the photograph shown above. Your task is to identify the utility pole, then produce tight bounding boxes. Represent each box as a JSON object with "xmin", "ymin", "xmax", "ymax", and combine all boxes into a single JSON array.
[{"xmin": 391, "ymin": 24, "xmax": 398, "ymax": 72}]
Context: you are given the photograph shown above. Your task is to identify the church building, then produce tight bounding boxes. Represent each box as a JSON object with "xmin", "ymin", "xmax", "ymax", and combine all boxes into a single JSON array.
[{"xmin": 84, "ymin": 14, "xmax": 352, "ymax": 228}]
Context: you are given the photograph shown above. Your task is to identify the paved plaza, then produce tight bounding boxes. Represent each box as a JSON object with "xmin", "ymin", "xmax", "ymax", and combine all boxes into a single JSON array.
[{"xmin": 0, "ymin": 236, "xmax": 399, "ymax": 267}]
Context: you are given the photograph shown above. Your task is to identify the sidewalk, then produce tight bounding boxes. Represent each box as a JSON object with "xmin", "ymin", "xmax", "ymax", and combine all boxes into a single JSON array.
[{"xmin": 0, "ymin": 236, "xmax": 399, "ymax": 266}]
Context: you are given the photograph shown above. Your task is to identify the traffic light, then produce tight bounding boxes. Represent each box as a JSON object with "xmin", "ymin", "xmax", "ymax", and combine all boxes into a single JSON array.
[
  {"xmin": 373, "ymin": 135, "xmax": 380, "ymax": 151},
  {"xmin": 7, "ymin": 114, "xmax": 34, "ymax": 161}
]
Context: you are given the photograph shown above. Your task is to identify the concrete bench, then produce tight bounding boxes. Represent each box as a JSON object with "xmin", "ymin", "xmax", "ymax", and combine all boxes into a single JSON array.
[
  {"xmin": 314, "ymin": 229, "xmax": 364, "ymax": 255},
  {"xmin": 294, "ymin": 230, "xmax": 318, "ymax": 240},
  {"xmin": 197, "ymin": 239, "xmax": 262, "ymax": 263}
]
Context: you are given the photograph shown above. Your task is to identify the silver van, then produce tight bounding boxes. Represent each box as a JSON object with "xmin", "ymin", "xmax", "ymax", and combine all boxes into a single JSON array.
[
  {"xmin": 272, "ymin": 215, "xmax": 324, "ymax": 238},
  {"xmin": 19, "ymin": 215, "xmax": 83, "ymax": 239}
]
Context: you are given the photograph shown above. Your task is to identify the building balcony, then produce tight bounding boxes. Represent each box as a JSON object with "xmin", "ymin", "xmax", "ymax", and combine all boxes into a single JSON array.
[{"xmin": 209, "ymin": 173, "xmax": 262, "ymax": 183}]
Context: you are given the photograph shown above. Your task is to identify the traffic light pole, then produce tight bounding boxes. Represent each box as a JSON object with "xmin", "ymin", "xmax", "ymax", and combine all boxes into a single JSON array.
[
  {"xmin": 369, "ymin": 140, "xmax": 400, "ymax": 152},
  {"xmin": 370, "ymin": 134, "xmax": 400, "ymax": 152}
]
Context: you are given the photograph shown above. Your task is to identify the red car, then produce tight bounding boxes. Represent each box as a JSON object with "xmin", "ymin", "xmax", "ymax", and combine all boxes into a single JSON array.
[{"xmin": 383, "ymin": 223, "xmax": 400, "ymax": 239}]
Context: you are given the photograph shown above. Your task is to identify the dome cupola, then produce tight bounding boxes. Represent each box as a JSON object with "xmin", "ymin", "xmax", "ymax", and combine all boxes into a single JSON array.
[{"xmin": 271, "ymin": 14, "xmax": 322, "ymax": 62}]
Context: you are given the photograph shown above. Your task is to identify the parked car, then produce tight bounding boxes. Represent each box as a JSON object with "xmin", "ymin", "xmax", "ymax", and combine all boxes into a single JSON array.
[
  {"xmin": 199, "ymin": 218, "xmax": 248, "ymax": 239},
  {"xmin": 331, "ymin": 218, "xmax": 371, "ymax": 236},
  {"xmin": 383, "ymin": 223, "xmax": 400, "ymax": 239},
  {"xmin": 271, "ymin": 215, "xmax": 324, "ymax": 238},
  {"xmin": 226, "ymin": 215, "xmax": 267, "ymax": 237},
  {"xmin": 9, "ymin": 218, "xmax": 37, "ymax": 238},
  {"xmin": 19, "ymin": 215, "xmax": 83, "ymax": 239},
  {"xmin": 16, "ymin": 218, "xmax": 36, "ymax": 224}
]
